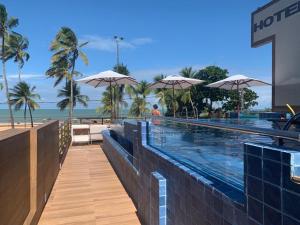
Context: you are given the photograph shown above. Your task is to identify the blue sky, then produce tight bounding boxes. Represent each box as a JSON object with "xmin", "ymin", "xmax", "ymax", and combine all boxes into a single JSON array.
[{"xmin": 0, "ymin": 0, "xmax": 272, "ymax": 109}]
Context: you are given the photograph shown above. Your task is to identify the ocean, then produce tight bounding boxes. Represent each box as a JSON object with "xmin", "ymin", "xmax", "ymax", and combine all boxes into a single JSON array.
[{"xmin": 0, "ymin": 109, "xmax": 104, "ymax": 123}]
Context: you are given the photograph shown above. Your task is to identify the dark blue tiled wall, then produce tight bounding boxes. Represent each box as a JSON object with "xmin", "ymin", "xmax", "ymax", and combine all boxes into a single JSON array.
[
  {"xmin": 245, "ymin": 143, "xmax": 300, "ymax": 225},
  {"xmin": 104, "ymin": 122, "xmax": 300, "ymax": 225}
]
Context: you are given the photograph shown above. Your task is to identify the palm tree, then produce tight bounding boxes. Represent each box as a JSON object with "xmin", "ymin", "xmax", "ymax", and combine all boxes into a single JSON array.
[
  {"xmin": 180, "ymin": 67, "xmax": 197, "ymax": 117},
  {"xmin": 57, "ymin": 80, "xmax": 89, "ymax": 112},
  {"xmin": 129, "ymin": 97, "xmax": 149, "ymax": 118},
  {"xmin": 49, "ymin": 27, "xmax": 88, "ymax": 121},
  {"xmin": 0, "ymin": 4, "xmax": 19, "ymax": 128},
  {"xmin": 98, "ymin": 90, "xmax": 113, "ymax": 115},
  {"xmin": 113, "ymin": 63, "xmax": 129, "ymax": 118},
  {"xmin": 9, "ymin": 81, "xmax": 40, "ymax": 127},
  {"xmin": 8, "ymin": 34, "xmax": 30, "ymax": 81},
  {"xmin": 127, "ymin": 80, "xmax": 151, "ymax": 117},
  {"xmin": 153, "ymin": 74, "xmax": 174, "ymax": 116}
]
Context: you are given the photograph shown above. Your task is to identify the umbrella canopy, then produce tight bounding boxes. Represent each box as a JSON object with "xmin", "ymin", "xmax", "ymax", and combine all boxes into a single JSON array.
[
  {"xmin": 206, "ymin": 74, "xmax": 270, "ymax": 115},
  {"xmin": 77, "ymin": 70, "xmax": 138, "ymax": 120},
  {"xmin": 148, "ymin": 75, "xmax": 204, "ymax": 117},
  {"xmin": 76, "ymin": 70, "xmax": 138, "ymax": 87},
  {"xmin": 206, "ymin": 74, "xmax": 270, "ymax": 90},
  {"xmin": 148, "ymin": 75, "xmax": 204, "ymax": 90}
]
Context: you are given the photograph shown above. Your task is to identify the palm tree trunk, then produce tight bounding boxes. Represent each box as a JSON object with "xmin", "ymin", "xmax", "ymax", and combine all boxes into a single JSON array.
[
  {"xmin": 2, "ymin": 36, "xmax": 15, "ymax": 128},
  {"xmin": 189, "ymin": 90, "xmax": 196, "ymax": 118},
  {"xmin": 24, "ymin": 104, "xmax": 27, "ymax": 128},
  {"xmin": 28, "ymin": 104, "xmax": 33, "ymax": 127},
  {"xmin": 69, "ymin": 56, "xmax": 76, "ymax": 124}
]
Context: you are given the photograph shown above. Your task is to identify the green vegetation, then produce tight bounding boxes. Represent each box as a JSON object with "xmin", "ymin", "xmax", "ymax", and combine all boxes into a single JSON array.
[
  {"xmin": 113, "ymin": 63, "xmax": 130, "ymax": 118},
  {"xmin": 127, "ymin": 80, "xmax": 151, "ymax": 117},
  {"xmin": 57, "ymin": 80, "xmax": 89, "ymax": 111},
  {"xmin": 9, "ymin": 81, "xmax": 40, "ymax": 127},
  {"xmin": 47, "ymin": 27, "xmax": 89, "ymax": 122},
  {"xmin": 8, "ymin": 34, "xmax": 30, "ymax": 81}
]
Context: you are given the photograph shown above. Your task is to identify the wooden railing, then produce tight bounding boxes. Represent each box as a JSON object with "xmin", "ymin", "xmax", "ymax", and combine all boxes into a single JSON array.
[{"xmin": 59, "ymin": 121, "xmax": 72, "ymax": 166}]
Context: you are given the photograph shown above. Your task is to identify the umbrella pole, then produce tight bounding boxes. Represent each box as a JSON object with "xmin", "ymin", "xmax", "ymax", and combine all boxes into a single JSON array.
[
  {"xmin": 110, "ymin": 81, "xmax": 113, "ymax": 122},
  {"xmin": 173, "ymin": 85, "xmax": 175, "ymax": 118}
]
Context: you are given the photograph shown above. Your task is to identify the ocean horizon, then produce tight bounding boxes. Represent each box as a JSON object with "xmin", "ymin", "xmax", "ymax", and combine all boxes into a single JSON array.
[{"xmin": 0, "ymin": 109, "xmax": 104, "ymax": 123}]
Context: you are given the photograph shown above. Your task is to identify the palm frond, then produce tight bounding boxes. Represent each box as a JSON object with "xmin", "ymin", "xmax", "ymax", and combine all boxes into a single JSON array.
[
  {"xmin": 7, "ymin": 17, "xmax": 18, "ymax": 28},
  {"xmin": 78, "ymin": 51, "xmax": 88, "ymax": 65},
  {"xmin": 79, "ymin": 41, "xmax": 88, "ymax": 48}
]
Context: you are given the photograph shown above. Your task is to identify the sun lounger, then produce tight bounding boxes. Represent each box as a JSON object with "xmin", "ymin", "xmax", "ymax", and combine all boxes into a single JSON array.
[{"xmin": 72, "ymin": 124, "xmax": 90, "ymax": 144}]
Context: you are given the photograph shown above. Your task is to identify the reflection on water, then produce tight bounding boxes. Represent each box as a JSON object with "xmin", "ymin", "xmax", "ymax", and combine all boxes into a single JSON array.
[{"xmin": 147, "ymin": 120, "xmax": 275, "ymax": 191}]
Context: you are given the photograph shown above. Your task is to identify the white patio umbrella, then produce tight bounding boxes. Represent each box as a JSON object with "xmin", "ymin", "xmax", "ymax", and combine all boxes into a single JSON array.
[
  {"xmin": 206, "ymin": 74, "xmax": 270, "ymax": 115},
  {"xmin": 77, "ymin": 70, "xmax": 138, "ymax": 120},
  {"xmin": 148, "ymin": 75, "xmax": 204, "ymax": 117}
]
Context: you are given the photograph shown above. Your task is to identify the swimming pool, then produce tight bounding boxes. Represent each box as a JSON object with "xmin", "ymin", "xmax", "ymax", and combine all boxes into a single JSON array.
[{"xmin": 147, "ymin": 119, "xmax": 276, "ymax": 192}]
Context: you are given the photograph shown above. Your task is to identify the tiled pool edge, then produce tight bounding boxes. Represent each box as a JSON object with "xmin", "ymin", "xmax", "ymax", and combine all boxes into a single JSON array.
[
  {"xmin": 244, "ymin": 143, "xmax": 300, "ymax": 225},
  {"xmin": 103, "ymin": 122, "xmax": 300, "ymax": 225}
]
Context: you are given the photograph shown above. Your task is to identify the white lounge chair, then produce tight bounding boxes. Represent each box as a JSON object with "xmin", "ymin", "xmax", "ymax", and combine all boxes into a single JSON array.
[
  {"xmin": 72, "ymin": 124, "xmax": 90, "ymax": 144},
  {"xmin": 89, "ymin": 124, "xmax": 108, "ymax": 143}
]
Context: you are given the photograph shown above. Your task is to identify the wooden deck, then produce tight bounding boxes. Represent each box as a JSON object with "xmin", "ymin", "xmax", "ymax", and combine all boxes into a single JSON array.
[{"xmin": 38, "ymin": 145, "xmax": 141, "ymax": 225}]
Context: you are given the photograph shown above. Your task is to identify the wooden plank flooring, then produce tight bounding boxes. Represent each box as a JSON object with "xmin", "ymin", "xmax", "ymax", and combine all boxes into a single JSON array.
[{"xmin": 38, "ymin": 145, "xmax": 141, "ymax": 225}]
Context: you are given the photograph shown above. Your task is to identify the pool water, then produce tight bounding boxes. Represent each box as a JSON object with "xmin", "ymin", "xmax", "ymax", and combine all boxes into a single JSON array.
[{"xmin": 147, "ymin": 120, "xmax": 275, "ymax": 191}]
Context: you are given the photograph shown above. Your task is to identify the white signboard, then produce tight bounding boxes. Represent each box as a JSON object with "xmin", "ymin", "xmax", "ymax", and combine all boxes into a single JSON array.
[{"xmin": 252, "ymin": 0, "xmax": 300, "ymax": 111}]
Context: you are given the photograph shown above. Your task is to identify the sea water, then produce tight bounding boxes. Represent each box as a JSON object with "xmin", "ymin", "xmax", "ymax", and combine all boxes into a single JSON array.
[{"xmin": 0, "ymin": 109, "xmax": 102, "ymax": 122}]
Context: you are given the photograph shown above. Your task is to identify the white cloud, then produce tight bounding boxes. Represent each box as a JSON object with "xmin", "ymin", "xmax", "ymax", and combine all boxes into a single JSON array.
[
  {"xmin": 80, "ymin": 35, "xmax": 153, "ymax": 52},
  {"xmin": 131, "ymin": 38, "xmax": 153, "ymax": 45},
  {"xmin": 6, "ymin": 74, "xmax": 45, "ymax": 81}
]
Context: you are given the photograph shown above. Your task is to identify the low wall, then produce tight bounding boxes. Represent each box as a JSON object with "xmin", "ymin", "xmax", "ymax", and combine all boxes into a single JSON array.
[
  {"xmin": 103, "ymin": 130, "xmax": 139, "ymax": 206},
  {"xmin": 0, "ymin": 121, "xmax": 61, "ymax": 225},
  {"xmin": 103, "ymin": 121, "xmax": 300, "ymax": 225},
  {"xmin": 0, "ymin": 129, "xmax": 31, "ymax": 225},
  {"xmin": 30, "ymin": 121, "xmax": 60, "ymax": 225}
]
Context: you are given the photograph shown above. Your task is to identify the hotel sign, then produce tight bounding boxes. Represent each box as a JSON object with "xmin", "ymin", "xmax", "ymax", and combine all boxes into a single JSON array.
[{"xmin": 252, "ymin": 0, "xmax": 300, "ymax": 111}]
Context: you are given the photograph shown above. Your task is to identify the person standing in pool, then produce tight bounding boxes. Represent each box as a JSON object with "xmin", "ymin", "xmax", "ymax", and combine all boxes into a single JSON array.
[
  {"xmin": 151, "ymin": 104, "xmax": 161, "ymax": 116},
  {"xmin": 151, "ymin": 104, "xmax": 161, "ymax": 125}
]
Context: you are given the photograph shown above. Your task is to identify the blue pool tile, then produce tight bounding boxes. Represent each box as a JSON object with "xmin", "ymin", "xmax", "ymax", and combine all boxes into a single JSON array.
[
  {"xmin": 247, "ymin": 176, "xmax": 263, "ymax": 201},
  {"xmin": 283, "ymin": 215, "xmax": 300, "ymax": 225},
  {"xmin": 283, "ymin": 190, "xmax": 300, "ymax": 221},
  {"xmin": 264, "ymin": 205, "xmax": 282, "ymax": 225},
  {"xmin": 223, "ymin": 219, "xmax": 232, "ymax": 225},
  {"xmin": 248, "ymin": 197, "xmax": 263, "ymax": 224},
  {"xmin": 159, "ymin": 196, "xmax": 166, "ymax": 205},
  {"xmin": 159, "ymin": 206, "xmax": 166, "ymax": 217},
  {"xmin": 282, "ymin": 152, "xmax": 292, "ymax": 165},
  {"xmin": 264, "ymin": 182, "xmax": 281, "ymax": 210},
  {"xmin": 247, "ymin": 155, "xmax": 262, "ymax": 179},
  {"xmin": 246, "ymin": 144, "xmax": 262, "ymax": 157},
  {"xmin": 248, "ymin": 218, "xmax": 261, "ymax": 225},
  {"xmin": 263, "ymin": 160, "xmax": 281, "ymax": 186},
  {"xmin": 159, "ymin": 217, "xmax": 166, "ymax": 225},
  {"xmin": 263, "ymin": 147, "xmax": 281, "ymax": 162}
]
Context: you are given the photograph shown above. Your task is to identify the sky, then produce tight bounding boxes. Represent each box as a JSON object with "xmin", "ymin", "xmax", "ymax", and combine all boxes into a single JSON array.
[{"xmin": 0, "ymin": 0, "xmax": 272, "ymax": 109}]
